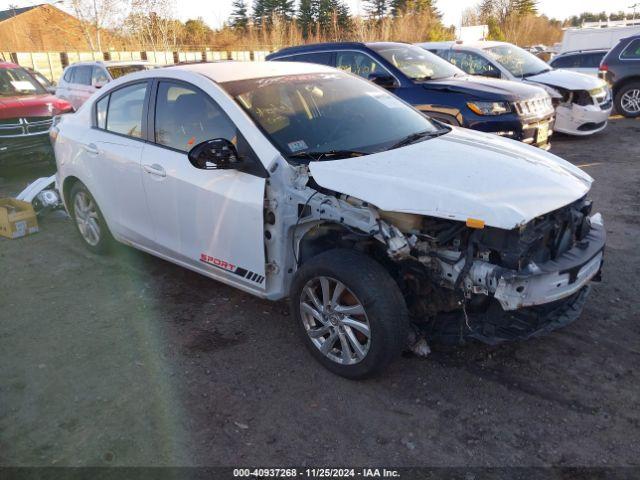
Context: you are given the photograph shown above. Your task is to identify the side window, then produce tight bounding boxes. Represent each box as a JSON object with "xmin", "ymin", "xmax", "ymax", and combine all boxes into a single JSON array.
[
  {"xmin": 74, "ymin": 66, "xmax": 92, "ymax": 86},
  {"xmin": 154, "ymin": 81, "xmax": 236, "ymax": 152},
  {"xmin": 92, "ymin": 67, "xmax": 109, "ymax": 86},
  {"xmin": 63, "ymin": 67, "xmax": 75, "ymax": 83},
  {"xmin": 583, "ymin": 52, "xmax": 605, "ymax": 68},
  {"xmin": 621, "ymin": 39, "xmax": 640, "ymax": 59},
  {"xmin": 106, "ymin": 82, "xmax": 147, "ymax": 138},
  {"xmin": 450, "ymin": 51, "xmax": 500, "ymax": 76},
  {"xmin": 551, "ymin": 55, "xmax": 575, "ymax": 68},
  {"xmin": 289, "ymin": 52, "xmax": 333, "ymax": 66},
  {"xmin": 95, "ymin": 95, "xmax": 108, "ymax": 129},
  {"xmin": 336, "ymin": 51, "xmax": 386, "ymax": 79}
]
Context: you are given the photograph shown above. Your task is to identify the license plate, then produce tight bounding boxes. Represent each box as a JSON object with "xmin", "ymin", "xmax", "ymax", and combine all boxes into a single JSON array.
[{"xmin": 536, "ymin": 123, "xmax": 549, "ymax": 144}]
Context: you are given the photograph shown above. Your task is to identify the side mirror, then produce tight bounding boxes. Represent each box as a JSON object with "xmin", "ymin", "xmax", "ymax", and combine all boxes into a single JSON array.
[
  {"xmin": 368, "ymin": 72, "xmax": 397, "ymax": 89},
  {"xmin": 188, "ymin": 138, "xmax": 242, "ymax": 170},
  {"xmin": 93, "ymin": 80, "xmax": 107, "ymax": 89}
]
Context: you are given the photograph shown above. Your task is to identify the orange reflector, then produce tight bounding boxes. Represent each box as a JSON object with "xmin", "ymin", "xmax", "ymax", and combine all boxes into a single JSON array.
[{"xmin": 466, "ymin": 218, "xmax": 485, "ymax": 229}]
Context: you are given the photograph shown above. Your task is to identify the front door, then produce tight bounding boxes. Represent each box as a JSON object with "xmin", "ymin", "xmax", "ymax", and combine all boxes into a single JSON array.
[{"xmin": 140, "ymin": 80, "xmax": 267, "ymax": 290}]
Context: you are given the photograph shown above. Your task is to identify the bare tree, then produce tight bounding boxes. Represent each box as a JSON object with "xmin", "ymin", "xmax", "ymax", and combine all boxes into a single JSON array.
[{"xmin": 68, "ymin": 0, "xmax": 124, "ymax": 50}]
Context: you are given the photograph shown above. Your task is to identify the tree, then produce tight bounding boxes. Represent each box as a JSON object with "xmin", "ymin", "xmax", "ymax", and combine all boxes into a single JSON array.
[
  {"xmin": 297, "ymin": 0, "xmax": 318, "ymax": 37},
  {"xmin": 363, "ymin": 0, "xmax": 388, "ymax": 21},
  {"xmin": 317, "ymin": 0, "xmax": 351, "ymax": 32},
  {"xmin": 230, "ymin": 0, "xmax": 249, "ymax": 30},
  {"xmin": 512, "ymin": 0, "xmax": 538, "ymax": 16},
  {"xmin": 253, "ymin": 0, "xmax": 295, "ymax": 27},
  {"xmin": 390, "ymin": 0, "xmax": 440, "ymax": 18},
  {"xmin": 68, "ymin": 0, "xmax": 122, "ymax": 50},
  {"xmin": 183, "ymin": 18, "xmax": 211, "ymax": 45},
  {"xmin": 486, "ymin": 16, "xmax": 505, "ymax": 40}
]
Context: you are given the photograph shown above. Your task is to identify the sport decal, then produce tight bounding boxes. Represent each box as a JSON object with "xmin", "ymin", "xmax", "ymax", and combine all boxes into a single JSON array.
[{"xmin": 199, "ymin": 254, "xmax": 265, "ymax": 285}]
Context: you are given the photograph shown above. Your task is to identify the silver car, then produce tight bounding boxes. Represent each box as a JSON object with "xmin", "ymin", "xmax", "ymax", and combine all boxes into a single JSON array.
[{"xmin": 55, "ymin": 61, "xmax": 151, "ymax": 110}]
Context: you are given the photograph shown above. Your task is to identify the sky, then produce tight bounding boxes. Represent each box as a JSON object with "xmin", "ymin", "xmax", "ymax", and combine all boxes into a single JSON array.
[{"xmin": 0, "ymin": 0, "xmax": 638, "ymax": 29}]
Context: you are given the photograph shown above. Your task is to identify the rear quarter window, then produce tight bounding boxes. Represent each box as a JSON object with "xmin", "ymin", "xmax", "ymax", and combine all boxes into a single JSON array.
[
  {"xmin": 621, "ymin": 39, "xmax": 640, "ymax": 59},
  {"xmin": 63, "ymin": 67, "xmax": 74, "ymax": 83}
]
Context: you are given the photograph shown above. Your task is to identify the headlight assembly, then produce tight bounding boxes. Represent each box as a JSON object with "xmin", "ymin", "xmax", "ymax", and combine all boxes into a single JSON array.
[{"xmin": 467, "ymin": 101, "xmax": 511, "ymax": 115}]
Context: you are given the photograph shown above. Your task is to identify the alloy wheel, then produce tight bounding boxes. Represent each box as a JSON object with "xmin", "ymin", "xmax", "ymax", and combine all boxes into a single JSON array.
[
  {"xmin": 73, "ymin": 191, "xmax": 101, "ymax": 246},
  {"xmin": 299, "ymin": 276, "xmax": 371, "ymax": 365},
  {"xmin": 621, "ymin": 88, "xmax": 640, "ymax": 114}
]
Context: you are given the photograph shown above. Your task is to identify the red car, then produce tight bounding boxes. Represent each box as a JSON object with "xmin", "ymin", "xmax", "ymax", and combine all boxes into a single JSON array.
[{"xmin": 1, "ymin": 62, "xmax": 73, "ymax": 167}]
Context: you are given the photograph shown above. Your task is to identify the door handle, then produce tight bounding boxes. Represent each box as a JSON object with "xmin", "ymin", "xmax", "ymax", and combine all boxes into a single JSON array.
[
  {"xmin": 143, "ymin": 163, "xmax": 166, "ymax": 177},
  {"xmin": 83, "ymin": 143, "xmax": 99, "ymax": 155}
]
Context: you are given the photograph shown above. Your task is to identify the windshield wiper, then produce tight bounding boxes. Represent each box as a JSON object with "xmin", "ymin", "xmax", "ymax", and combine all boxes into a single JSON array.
[
  {"xmin": 287, "ymin": 150, "xmax": 367, "ymax": 161},
  {"xmin": 387, "ymin": 128, "xmax": 448, "ymax": 150}
]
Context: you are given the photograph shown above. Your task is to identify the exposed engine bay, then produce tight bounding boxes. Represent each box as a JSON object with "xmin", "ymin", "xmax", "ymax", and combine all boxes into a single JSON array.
[{"xmin": 285, "ymin": 168, "xmax": 605, "ymax": 348}]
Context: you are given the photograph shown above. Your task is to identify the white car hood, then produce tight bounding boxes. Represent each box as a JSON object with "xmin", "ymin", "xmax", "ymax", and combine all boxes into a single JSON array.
[
  {"xmin": 525, "ymin": 69, "xmax": 605, "ymax": 91},
  {"xmin": 309, "ymin": 128, "xmax": 593, "ymax": 230}
]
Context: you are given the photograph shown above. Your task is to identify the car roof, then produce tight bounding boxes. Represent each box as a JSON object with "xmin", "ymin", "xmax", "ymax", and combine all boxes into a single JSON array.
[
  {"xmin": 66, "ymin": 60, "xmax": 149, "ymax": 68},
  {"xmin": 417, "ymin": 40, "xmax": 507, "ymax": 50},
  {"xmin": 0, "ymin": 61, "xmax": 20, "ymax": 69},
  {"xmin": 163, "ymin": 61, "xmax": 336, "ymax": 83},
  {"xmin": 554, "ymin": 49, "xmax": 609, "ymax": 57},
  {"xmin": 269, "ymin": 42, "xmax": 367, "ymax": 56}
]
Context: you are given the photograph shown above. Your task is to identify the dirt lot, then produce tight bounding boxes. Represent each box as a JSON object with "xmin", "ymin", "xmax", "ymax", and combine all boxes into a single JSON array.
[{"xmin": 1, "ymin": 116, "xmax": 639, "ymax": 468}]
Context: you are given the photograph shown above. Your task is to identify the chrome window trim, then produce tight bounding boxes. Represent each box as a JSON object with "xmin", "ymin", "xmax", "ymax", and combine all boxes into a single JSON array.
[{"xmin": 272, "ymin": 48, "xmax": 402, "ymax": 85}]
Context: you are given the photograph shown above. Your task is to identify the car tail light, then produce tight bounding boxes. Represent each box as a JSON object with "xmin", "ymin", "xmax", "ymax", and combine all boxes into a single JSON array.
[{"xmin": 599, "ymin": 63, "xmax": 608, "ymax": 72}]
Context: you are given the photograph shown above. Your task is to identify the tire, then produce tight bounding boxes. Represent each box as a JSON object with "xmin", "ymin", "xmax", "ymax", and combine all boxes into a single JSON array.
[
  {"xmin": 69, "ymin": 181, "xmax": 113, "ymax": 254},
  {"xmin": 614, "ymin": 82, "xmax": 640, "ymax": 118},
  {"xmin": 290, "ymin": 249, "xmax": 409, "ymax": 379}
]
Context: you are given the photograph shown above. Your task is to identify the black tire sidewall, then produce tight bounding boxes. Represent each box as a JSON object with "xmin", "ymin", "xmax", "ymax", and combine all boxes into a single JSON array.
[
  {"xmin": 69, "ymin": 182, "xmax": 112, "ymax": 254},
  {"xmin": 290, "ymin": 249, "xmax": 409, "ymax": 379},
  {"xmin": 615, "ymin": 82, "xmax": 640, "ymax": 118}
]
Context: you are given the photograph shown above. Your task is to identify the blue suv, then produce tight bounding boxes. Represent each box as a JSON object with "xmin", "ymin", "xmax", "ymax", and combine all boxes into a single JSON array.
[{"xmin": 267, "ymin": 42, "xmax": 555, "ymax": 149}]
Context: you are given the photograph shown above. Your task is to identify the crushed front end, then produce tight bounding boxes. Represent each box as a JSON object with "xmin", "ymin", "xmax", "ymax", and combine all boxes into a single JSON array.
[{"xmin": 390, "ymin": 197, "xmax": 605, "ymax": 345}]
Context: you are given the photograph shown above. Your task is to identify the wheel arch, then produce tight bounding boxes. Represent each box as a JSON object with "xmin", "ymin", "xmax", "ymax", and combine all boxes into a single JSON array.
[
  {"xmin": 613, "ymin": 76, "xmax": 640, "ymax": 96},
  {"xmin": 62, "ymin": 175, "xmax": 81, "ymax": 211}
]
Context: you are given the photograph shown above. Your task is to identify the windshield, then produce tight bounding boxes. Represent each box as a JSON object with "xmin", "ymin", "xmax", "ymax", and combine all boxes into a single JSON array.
[
  {"xmin": 221, "ymin": 72, "xmax": 443, "ymax": 160},
  {"xmin": 106, "ymin": 65, "xmax": 148, "ymax": 79},
  {"xmin": 484, "ymin": 44, "xmax": 551, "ymax": 77},
  {"xmin": 370, "ymin": 44, "xmax": 464, "ymax": 81},
  {"xmin": 0, "ymin": 67, "xmax": 46, "ymax": 96}
]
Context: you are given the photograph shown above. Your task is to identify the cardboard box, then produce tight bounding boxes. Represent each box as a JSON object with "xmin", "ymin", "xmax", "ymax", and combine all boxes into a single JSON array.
[{"xmin": 0, "ymin": 199, "xmax": 39, "ymax": 239}]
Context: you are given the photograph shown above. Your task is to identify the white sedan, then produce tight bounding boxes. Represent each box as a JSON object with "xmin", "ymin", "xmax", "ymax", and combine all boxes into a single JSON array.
[{"xmin": 52, "ymin": 62, "xmax": 605, "ymax": 378}]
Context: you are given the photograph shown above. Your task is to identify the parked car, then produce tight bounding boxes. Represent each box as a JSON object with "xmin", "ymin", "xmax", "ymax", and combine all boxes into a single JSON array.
[
  {"xmin": 420, "ymin": 41, "xmax": 613, "ymax": 136},
  {"xmin": 53, "ymin": 62, "xmax": 605, "ymax": 378},
  {"xmin": 599, "ymin": 35, "xmax": 640, "ymax": 117},
  {"xmin": 56, "ymin": 60, "xmax": 151, "ymax": 110},
  {"xmin": 0, "ymin": 62, "xmax": 73, "ymax": 166},
  {"xmin": 267, "ymin": 42, "xmax": 555, "ymax": 149},
  {"xmin": 549, "ymin": 49, "xmax": 609, "ymax": 77}
]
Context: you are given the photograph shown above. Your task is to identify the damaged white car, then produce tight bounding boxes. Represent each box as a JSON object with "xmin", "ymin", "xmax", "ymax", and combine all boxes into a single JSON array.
[
  {"xmin": 52, "ymin": 62, "xmax": 605, "ymax": 378},
  {"xmin": 418, "ymin": 41, "xmax": 613, "ymax": 136}
]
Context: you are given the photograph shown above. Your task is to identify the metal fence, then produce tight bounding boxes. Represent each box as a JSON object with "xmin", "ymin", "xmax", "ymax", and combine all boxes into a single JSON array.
[{"xmin": 0, "ymin": 49, "xmax": 272, "ymax": 83}]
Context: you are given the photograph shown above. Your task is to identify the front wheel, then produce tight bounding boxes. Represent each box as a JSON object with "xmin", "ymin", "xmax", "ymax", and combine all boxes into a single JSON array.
[
  {"xmin": 615, "ymin": 82, "xmax": 640, "ymax": 118},
  {"xmin": 69, "ymin": 181, "xmax": 113, "ymax": 254},
  {"xmin": 290, "ymin": 249, "xmax": 409, "ymax": 379}
]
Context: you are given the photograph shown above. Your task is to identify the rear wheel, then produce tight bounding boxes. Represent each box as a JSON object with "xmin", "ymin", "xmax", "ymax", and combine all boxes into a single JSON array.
[
  {"xmin": 290, "ymin": 249, "xmax": 409, "ymax": 379},
  {"xmin": 615, "ymin": 82, "xmax": 640, "ymax": 118},
  {"xmin": 69, "ymin": 181, "xmax": 112, "ymax": 254}
]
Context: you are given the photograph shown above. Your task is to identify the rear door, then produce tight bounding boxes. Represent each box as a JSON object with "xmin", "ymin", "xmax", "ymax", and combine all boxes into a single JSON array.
[
  {"xmin": 139, "ymin": 79, "xmax": 267, "ymax": 289},
  {"xmin": 72, "ymin": 65, "xmax": 94, "ymax": 108},
  {"xmin": 86, "ymin": 81, "xmax": 155, "ymax": 245}
]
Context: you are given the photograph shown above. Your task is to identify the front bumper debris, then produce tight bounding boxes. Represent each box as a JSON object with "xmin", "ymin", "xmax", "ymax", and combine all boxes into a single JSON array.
[{"xmin": 493, "ymin": 216, "xmax": 605, "ymax": 311}]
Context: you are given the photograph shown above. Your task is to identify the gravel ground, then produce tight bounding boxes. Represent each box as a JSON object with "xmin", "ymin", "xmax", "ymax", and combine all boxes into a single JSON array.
[{"xmin": 0, "ymin": 116, "xmax": 639, "ymax": 468}]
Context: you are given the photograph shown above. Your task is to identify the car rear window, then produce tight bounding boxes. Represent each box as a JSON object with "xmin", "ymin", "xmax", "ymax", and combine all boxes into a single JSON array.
[{"xmin": 621, "ymin": 39, "xmax": 640, "ymax": 59}]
